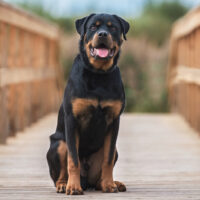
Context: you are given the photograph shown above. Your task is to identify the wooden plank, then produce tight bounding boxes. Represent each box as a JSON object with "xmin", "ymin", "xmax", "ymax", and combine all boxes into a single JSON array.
[
  {"xmin": 0, "ymin": 67, "xmax": 56, "ymax": 87},
  {"xmin": 0, "ymin": 87, "xmax": 9, "ymax": 143},
  {"xmin": 0, "ymin": 2, "xmax": 62, "ymax": 142},
  {"xmin": 172, "ymin": 6, "xmax": 200, "ymax": 39},
  {"xmin": 0, "ymin": 1, "xmax": 59, "ymax": 40},
  {"xmin": 0, "ymin": 114, "xmax": 200, "ymax": 199},
  {"xmin": 171, "ymin": 65, "xmax": 200, "ymax": 86},
  {"xmin": 0, "ymin": 22, "xmax": 9, "ymax": 68}
]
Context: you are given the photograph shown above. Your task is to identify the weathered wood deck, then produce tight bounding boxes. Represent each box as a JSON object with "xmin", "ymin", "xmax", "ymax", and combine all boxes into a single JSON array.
[{"xmin": 0, "ymin": 113, "xmax": 200, "ymax": 200}]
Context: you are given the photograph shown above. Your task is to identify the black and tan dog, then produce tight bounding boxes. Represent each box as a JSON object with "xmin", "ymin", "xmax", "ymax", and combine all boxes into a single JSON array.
[{"xmin": 47, "ymin": 13, "xmax": 129, "ymax": 195}]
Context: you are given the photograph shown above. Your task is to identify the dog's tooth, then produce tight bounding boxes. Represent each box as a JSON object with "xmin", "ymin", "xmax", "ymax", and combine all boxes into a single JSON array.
[
  {"xmin": 94, "ymin": 48, "xmax": 98, "ymax": 56},
  {"xmin": 90, "ymin": 47, "xmax": 96, "ymax": 56},
  {"xmin": 109, "ymin": 49, "xmax": 114, "ymax": 57}
]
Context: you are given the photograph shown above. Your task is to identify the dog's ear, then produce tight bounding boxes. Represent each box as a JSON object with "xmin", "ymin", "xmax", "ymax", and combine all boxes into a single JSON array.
[
  {"xmin": 113, "ymin": 15, "xmax": 130, "ymax": 40},
  {"xmin": 75, "ymin": 14, "xmax": 95, "ymax": 36}
]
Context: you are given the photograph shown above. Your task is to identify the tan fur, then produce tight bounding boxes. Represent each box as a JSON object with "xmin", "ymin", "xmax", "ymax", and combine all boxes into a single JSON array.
[
  {"xmin": 91, "ymin": 33, "xmax": 99, "ymax": 47},
  {"xmin": 100, "ymin": 100, "xmax": 122, "ymax": 117},
  {"xmin": 113, "ymin": 41, "xmax": 120, "ymax": 56},
  {"xmin": 87, "ymin": 147, "xmax": 104, "ymax": 185},
  {"xmin": 56, "ymin": 140, "xmax": 68, "ymax": 193},
  {"xmin": 84, "ymin": 33, "xmax": 120, "ymax": 71},
  {"xmin": 66, "ymin": 134, "xmax": 83, "ymax": 195},
  {"xmin": 100, "ymin": 133, "xmax": 117, "ymax": 192},
  {"xmin": 107, "ymin": 21, "xmax": 112, "ymax": 26},
  {"xmin": 114, "ymin": 181, "xmax": 126, "ymax": 192},
  {"xmin": 100, "ymin": 100, "xmax": 122, "ymax": 124},
  {"xmin": 96, "ymin": 21, "xmax": 101, "ymax": 26},
  {"xmin": 89, "ymin": 57, "xmax": 114, "ymax": 71},
  {"xmin": 84, "ymin": 40, "xmax": 112, "ymax": 70},
  {"xmin": 72, "ymin": 98, "xmax": 98, "ymax": 117}
]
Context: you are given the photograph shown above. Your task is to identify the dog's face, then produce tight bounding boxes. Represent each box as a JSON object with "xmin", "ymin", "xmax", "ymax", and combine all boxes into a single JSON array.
[{"xmin": 76, "ymin": 14, "xmax": 130, "ymax": 71}]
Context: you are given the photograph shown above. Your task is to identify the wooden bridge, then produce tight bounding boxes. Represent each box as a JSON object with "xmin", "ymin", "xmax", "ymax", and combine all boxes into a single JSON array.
[
  {"xmin": 0, "ymin": 114, "xmax": 200, "ymax": 199},
  {"xmin": 0, "ymin": 2, "xmax": 200, "ymax": 200}
]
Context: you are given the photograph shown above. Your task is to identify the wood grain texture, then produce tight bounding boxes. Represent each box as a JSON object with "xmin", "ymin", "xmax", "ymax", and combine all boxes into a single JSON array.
[
  {"xmin": 172, "ymin": 7, "xmax": 200, "ymax": 39},
  {"xmin": 171, "ymin": 66, "xmax": 200, "ymax": 86},
  {"xmin": 0, "ymin": 3, "xmax": 63, "ymax": 142},
  {"xmin": 168, "ymin": 8, "xmax": 200, "ymax": 135},
  {"xmin": 0, "ymin": 1, "xmax": 59, "ymax": 40},
  {"xmin": 0, "ymin": 67, "xmax": 56, "ymax": 87},
  {"xmin": 0, "ymin": 113, "xmax": 200, "ymax": 199}
]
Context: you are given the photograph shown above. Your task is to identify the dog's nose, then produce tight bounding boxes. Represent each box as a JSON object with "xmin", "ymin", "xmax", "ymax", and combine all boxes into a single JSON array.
[{"xmin": 98, "ymin": 31, "xmax": 108, "ymax": 38}]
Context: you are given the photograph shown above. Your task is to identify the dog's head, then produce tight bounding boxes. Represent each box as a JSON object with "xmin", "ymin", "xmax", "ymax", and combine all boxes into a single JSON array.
[{"xmin": 76, "ymin": 14, "xmax": 130, "ymax": 72}]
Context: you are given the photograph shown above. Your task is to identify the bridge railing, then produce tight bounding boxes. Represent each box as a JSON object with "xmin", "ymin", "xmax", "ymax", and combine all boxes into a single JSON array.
[
  {"xmin": 168, "ymin": 7, "xmax": 200, "ymax": 133},
  {"xmin": 0, "ymin": 2, "xmax": 63, "ymax": 143}
]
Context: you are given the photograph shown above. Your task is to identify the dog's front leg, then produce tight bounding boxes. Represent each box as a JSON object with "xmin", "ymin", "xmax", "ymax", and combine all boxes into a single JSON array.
[
  {"xmin": 64, "ymin": 114, "xmax": 83, "ymax": 195},
  {"xmin": 101, "ymin": 117, "xmax": 119, "ymax": 193}
]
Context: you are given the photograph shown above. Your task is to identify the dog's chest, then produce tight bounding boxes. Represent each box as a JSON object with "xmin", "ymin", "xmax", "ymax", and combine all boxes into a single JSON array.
[
  {"xmin": 72, "ymin": 98, "xmax": 122, "ymax": 127},
  {"xmin": 72, "ymin": 98, "xmax": 122, "ymax": 157}
]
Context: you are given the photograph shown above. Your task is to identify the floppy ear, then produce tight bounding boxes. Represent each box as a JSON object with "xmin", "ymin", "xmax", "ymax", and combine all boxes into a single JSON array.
[
  {"xmin": 75, "ymin": 14, "xmax": 95, "ymax": 36},
  {"xmin": 113, "ymin": 15, "xmax": 130, "ymax": 40}
]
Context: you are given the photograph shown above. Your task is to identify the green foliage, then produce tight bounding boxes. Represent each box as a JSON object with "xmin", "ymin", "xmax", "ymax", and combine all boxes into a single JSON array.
[
  {"xmin": 131, "ymin": 14, "xmax": 171, "ymax": 46},
  {"xmin": 144, "ymin": 0, "xmax": 188, "ymax": 23},
  {"xmin": 120, "ymin": 53, "xmax": 169, "ymax": 113},
  {"xmin": 19, "ymin": 2, "xmax": 54, "ymax": 21},
  {"xmin": 18, "ymin": 2, "xmax": 75, "ymax": 33},
  {"xmin": 61, "ymin": 58, "xmax": 74, "ymax": 80},
  {"xmin": 53, "ymin": 18, "xmax": 75, "ymax": 33},
  {"xmin": 129, "ymin": 0, "xmax": 188, "ymax": 45}
]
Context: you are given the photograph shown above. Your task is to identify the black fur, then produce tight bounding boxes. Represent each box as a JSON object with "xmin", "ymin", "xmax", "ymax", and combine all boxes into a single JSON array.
[{"xmin": 47, "ymin": 13, "xmax": 129, "ymax": 190}]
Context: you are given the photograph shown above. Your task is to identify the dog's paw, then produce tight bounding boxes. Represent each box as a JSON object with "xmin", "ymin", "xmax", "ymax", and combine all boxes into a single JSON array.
[
  {"xmin": 56, "ymin": 181, "xmax": 67, "ymax": 193},
  {"xmin": 101, "ymin": 180, "xmax": 118, "ymax": 193},
  {"xmin": 114, "ymin": 181, "xmax": 126, "ymax": 192},
  {"xmin": 66, "ymin": 181, "xmax": 83, "ymax": 195}
]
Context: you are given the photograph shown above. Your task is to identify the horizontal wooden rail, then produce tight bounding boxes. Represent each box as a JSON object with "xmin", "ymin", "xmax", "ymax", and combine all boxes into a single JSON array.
[
  {"xmin": 0, "ymin": 67, "xmax": 56, "ymax": 87},
  {"xmin": 172, "ymin": 7, "xmax": 200, "ymax": 39},
  {"xmin": 0, "ymin": 1, "xmax": 59, "ymax": 40},
  {"xmin": 171, "ymin": 66, "xmax": 200, "ymax": 86}
]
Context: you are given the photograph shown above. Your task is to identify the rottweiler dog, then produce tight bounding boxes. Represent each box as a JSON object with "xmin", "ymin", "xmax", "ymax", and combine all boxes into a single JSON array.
[{"xmin": 47, "ymin": 13, "xmax": 129, "ymax": 195}]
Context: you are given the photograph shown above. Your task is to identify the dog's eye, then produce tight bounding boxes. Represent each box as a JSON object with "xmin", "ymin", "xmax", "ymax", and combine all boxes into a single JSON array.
[{"xmin": 91, "ymin": 26, "xmax": 97, "ymax": 31}]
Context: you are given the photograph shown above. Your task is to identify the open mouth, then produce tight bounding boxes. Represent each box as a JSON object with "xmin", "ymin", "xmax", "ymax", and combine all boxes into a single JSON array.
[{"xmin": 90, "ymin": 44, "xmax": 115, "ymax": 59}]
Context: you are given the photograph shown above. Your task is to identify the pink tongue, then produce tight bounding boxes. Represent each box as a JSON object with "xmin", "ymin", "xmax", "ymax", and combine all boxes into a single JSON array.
[{"xmin": 96, "ymin": 48, "xmax": 109, "ymax": 58}]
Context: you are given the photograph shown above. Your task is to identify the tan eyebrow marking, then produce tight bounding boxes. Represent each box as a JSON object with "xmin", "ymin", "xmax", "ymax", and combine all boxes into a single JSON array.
[
  {"xmin": 107, "ymin": 21, "xmax": 112, "ymax": 26},
  {"xmin": 96, "ymin": 21, "xmax": 101, "ymax": 26}
]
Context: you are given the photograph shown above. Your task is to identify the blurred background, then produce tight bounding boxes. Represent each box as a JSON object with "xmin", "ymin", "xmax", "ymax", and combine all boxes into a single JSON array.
[
  {"xmin": 1, "ymin": 1, "xmax": 200, "ymax": 198},
  {"xmin": 4, "ymin": 0, "xmax": 198, "ymax": 113}
]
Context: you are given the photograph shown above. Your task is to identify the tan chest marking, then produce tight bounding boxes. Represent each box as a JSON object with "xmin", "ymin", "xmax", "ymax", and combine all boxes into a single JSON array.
[
  {"xmin": 72, "ymin": 98, "xmax": 98, "ymax": 117},
  {"xmin": 72, "ymin": 98, "xmax": 122, "ymax": 125},
  {"xmin": 100, "ymin": 100, "xmax": 122, "ymax": 117}
]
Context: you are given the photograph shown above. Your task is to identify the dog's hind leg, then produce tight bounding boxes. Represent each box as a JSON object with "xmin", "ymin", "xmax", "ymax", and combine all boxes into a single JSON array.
[{"xmin": 47, "ymin": 138, "xmax": 68, "ymax": 193}]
